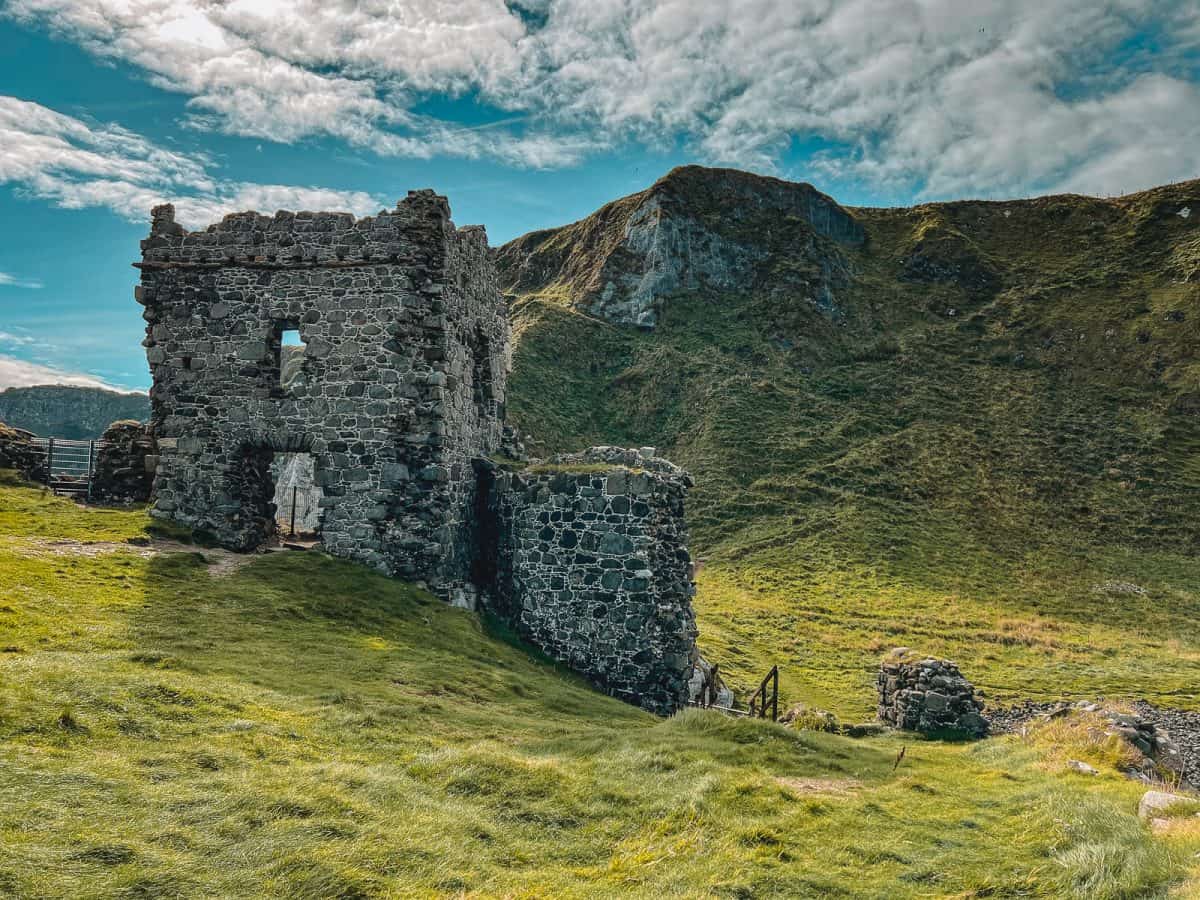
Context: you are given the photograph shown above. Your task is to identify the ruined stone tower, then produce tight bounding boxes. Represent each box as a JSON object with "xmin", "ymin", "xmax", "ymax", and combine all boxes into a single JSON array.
[
  {"xmin": 136, "ymin": 191, "xmax": 507, "ymax": 604},
  {"xmin": 136, "ymin": 192, "xmax": 699, "ymax": 714}
]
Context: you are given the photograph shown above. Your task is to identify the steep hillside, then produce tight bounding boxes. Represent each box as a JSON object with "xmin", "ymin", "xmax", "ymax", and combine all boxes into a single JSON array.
[
  {"xmin": 3, "ymin": 477, "xmax": 1199, "ymax": 897},
  {"xmin": 0, "ymin": 385, "xmax": 149, "ymax": 438},
  {"xmin": 500, "ymin": 166, "xmax": 1200, "ymax": 714}
]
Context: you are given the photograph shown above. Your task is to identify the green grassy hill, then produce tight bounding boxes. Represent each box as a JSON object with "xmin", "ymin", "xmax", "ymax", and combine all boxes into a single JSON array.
[
  {"xmin": 4, "ymin": 166, "xmax": 1200, "ymax": 896},
  {"xmin": 500, "ymin": 166, "xmax": 1200, "ymax": 716},
  {"xmin": 3, "ymin": 477, "xmax": 1200, "ymax": 897}
]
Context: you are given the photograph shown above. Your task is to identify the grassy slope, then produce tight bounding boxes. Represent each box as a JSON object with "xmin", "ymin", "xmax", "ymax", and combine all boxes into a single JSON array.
[
  {"xmin": 504, "ymin": 172, "xmax": 1200, "ymax": 718},
  {"xmin": 3, "ymin": 479, "xmax": 1199, "ymax": 898}
]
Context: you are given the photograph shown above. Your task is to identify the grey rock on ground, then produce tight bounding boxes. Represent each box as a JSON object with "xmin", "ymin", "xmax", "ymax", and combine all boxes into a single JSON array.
[
  {"xmin": 687, "ymin": 656, "xmax": 734, "ymax": 709},
  {"xmin": 1138, "ymin": 789, "xmax": 1196, "ymax": 821}
]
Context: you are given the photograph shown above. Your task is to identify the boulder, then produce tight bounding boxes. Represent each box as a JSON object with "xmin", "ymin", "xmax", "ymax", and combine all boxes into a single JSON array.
[
  {"xmin": 687, "ymin": 656, "xmax": 734, "ymax": 709},
  {"xmin": 1138, "ymin": 790, "xmax": 1195, "ymax": 821}
]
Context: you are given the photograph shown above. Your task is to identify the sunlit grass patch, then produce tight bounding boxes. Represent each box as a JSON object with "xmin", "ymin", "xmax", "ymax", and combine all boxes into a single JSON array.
[{"xmin": 2, "ymin": 476, "xmax": 1199, "ymax": 895}]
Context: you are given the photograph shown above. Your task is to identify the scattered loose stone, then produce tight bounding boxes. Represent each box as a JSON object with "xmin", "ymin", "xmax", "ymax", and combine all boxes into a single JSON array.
[
  {"xmin": 1068, "ymin": 759, "xmax": 1099, "ymax": 776},
  {"xmin": 990, "ymin": 699, "xmax": 1195, "ymax": 788}
]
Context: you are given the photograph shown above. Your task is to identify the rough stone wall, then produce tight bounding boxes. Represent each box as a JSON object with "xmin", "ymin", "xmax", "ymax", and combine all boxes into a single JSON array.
[
  {"xmin": 482, "ymin": 447, "xmax": 698, "ymax": 714},
  {"xmin": 877, "ymin": 650, "xmax": 989, "ymax": 738},
  {"xmin": 136, "ymin": 191, "xmax": 507, "ymax": 600},
  {"xmin": 0, "ymin": 421, "xmax": 47, "ymax": 483},
  {"xmin": 92, "ymin": 420, "xmax": 157, "ymax": 503},
  {"xmin": 136, "ymin": 191, "xmax": 701, "ymax": 714}
]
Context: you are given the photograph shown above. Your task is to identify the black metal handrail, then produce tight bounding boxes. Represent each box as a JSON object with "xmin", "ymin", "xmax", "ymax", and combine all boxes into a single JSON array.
[{"xmin": 747, "ymin": 665, "xmax": 779, "ymax": 722}]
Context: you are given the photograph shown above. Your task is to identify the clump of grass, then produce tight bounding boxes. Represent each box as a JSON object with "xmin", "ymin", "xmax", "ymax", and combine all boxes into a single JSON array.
[
  {"xmin": 524, "ymin": 461, "xmax": 627, "ymax": 475},
  {"xmin": 1024, "ymin": 711, "xmax": 1148, "ymax": 775},
  {"xmin": 55, "ymin": 706, "xmax": 84, "ymax": 732},
  {"xmin": 780, "ymin": 703, "xmax": 841, "ymax": 733}
]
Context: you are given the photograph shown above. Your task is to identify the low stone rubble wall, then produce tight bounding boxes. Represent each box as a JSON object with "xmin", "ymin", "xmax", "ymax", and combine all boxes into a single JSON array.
[
  {"xmin": 92, "ymin": 420, "xmax": 157, "ymax": 503},
  {"xmin": 877, "ymin": 649, "xmax": 989, "ymax": 738},
  {"xmin": 0, "ymin": 421, "xmax": 47, "ymax": 483},
  {"xmin": 482, "ymin": 447, "xmax": 698, "ymax": 715}
]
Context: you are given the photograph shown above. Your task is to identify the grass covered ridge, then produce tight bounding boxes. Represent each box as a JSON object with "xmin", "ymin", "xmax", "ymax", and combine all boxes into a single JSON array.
[
  {"xmin": 3, "ymin": 481, "xmax": 1199, "ymax": 897},
  {"xmin": 502, "ymin": 169, "xmax": 1200, "ymax": 717}
]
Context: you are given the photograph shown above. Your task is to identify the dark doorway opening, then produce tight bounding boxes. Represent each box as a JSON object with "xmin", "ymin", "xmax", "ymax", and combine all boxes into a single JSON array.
[
  {"xmin": 271, "ymin": 451, "xmax": 323, "ymax": 544},
  {"xmin": 229, "ymin": 443, "xmax": 323, "ymax": 550}
]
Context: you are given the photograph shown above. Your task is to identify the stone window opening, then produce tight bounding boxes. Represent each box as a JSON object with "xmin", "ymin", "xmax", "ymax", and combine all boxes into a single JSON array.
[
  {"xmin": 268, "ymin": 321, "xmax": 307, "ymax": 393},
  {"xmin": 469, "ymin": 327, "xmax": 494, "ymax": 418}
]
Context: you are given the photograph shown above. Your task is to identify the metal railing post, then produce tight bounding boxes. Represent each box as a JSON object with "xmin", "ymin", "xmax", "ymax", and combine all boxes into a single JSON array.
[
  {"xmin": 86, "ymin": 440, "xmax": 95, "ymax": 501},
  {"xmin": 46, "ymin": 437, "xmax": 54, "ymax": 487}
]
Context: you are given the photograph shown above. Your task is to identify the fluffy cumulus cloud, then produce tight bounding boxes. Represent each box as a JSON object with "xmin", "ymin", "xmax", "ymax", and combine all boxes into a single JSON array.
[
  {"xmin": 0, "ymin": 354, "xmax": 129, "ymax": 390},
  {"xmin": 5, "ymin": 0, "xmax": 1200, "ymax": 197},
  {"xmin": 0, "ymin": 96, "xmax": 387, "ymax": 225}
]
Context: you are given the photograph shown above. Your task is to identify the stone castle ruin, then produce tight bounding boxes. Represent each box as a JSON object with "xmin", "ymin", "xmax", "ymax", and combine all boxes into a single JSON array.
[{"xmin": 135, "ymin": 191, "xmax": 697, "ymax": 714}]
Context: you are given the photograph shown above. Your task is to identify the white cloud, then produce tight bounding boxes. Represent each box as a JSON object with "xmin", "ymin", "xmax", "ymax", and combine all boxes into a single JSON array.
[
  {"xmin": 4, "ymin": 0, "xmax": 589, "ymax": 167},
  {"xmin": 0, "ymin": 96, "xmax": 388, "ymax": 227},
  {"xmin": 5, "ymin": 1, "xmax": 1200, "ymax": 196},
  {"xmin": 0, "ymin": 273, "xmax": 43, "ymax": 289},
  {"xmin": 0, "ymin": 354, "xmax": 134, "ymax": 391}
]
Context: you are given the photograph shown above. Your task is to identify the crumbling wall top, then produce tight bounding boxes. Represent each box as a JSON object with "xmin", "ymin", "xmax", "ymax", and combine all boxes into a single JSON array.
[
  {"xmin": 532, "ymin": 446, "xmax": 692, "ymax": 483},
  {"xmin": 139, "ymin": 191, "xmax": 486, "ymax": 269}
]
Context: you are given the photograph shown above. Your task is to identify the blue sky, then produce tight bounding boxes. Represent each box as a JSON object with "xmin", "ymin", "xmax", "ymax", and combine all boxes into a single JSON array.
[{"xmin": 1, "ymin": 0, "xmax": 1198, "ymax": 392}]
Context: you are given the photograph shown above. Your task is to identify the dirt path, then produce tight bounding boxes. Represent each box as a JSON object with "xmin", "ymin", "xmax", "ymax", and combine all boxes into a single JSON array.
[{"xmin": 1, "ymin": 535, "xmax": 262, "ymax": 577}]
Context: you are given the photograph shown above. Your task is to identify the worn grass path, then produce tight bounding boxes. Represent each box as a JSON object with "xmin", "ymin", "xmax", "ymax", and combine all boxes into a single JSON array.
[{"xmin": 2, "ymin": 478, "xmax": 1199, "ymax": 897}]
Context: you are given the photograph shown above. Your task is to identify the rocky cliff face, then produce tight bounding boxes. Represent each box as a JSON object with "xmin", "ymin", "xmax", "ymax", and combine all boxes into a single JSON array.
[
  {"xmin": 0, "ymin": 386, "xmax": 149, "ymax": 439},
  {"xmin": 497, "ymin": 165, "xmax": 864, "ymax": 328}
]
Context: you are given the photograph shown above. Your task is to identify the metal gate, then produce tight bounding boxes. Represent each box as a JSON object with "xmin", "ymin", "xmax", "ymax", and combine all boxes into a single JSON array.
[{"xmin": 29, "ymin": 437, "xmax": 101, "ymax": 499}]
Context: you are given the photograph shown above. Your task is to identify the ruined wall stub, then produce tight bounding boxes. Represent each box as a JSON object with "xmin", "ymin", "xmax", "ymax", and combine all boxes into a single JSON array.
[
  {"xmin": 481, "ymin": 447, "xmax": 698, "ymax": 715},
  {"xmin": 136, "ymin": 191, "xmax": 508, "ymax": 602}
]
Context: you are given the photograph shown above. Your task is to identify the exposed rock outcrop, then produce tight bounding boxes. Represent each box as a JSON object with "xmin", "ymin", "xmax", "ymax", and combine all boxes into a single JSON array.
[
  {"xmin": 992, "ymin": 699, "xmax": 1191, "ymax": 787},
  {"xmin": 497, "ymin": 165, "xmax": 864, "ymax": 328}
]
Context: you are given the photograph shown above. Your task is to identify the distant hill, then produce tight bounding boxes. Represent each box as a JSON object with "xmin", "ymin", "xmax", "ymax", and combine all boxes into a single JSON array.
[
  {"xmin": 0, "ymin": 385, "xmax": 150, "ymax": 439},
  {"xmin": 500, "ymin": 165, "xmax": 1200, "ymax": 711}
]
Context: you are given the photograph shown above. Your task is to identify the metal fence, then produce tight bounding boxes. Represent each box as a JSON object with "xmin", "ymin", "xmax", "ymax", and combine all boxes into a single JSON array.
[{"xmin": 28, "ymin": 437, "xmax": 106, "ymax": 499}]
